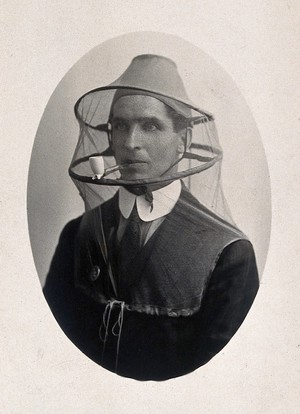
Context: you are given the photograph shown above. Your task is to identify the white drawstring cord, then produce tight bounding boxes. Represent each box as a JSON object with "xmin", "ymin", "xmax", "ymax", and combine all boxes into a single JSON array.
[{"xmin": 99, "ymin": 300, "xmax": 125, "ymax": 372}]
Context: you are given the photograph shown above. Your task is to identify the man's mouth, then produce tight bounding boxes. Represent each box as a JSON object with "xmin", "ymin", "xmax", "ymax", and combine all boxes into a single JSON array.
[{"xmin": 123, "ymin": 160, "xmax": 147, "ymax": 166}]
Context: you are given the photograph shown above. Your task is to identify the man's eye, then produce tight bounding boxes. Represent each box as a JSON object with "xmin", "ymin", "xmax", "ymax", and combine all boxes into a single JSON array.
[
  {"xmin": 142, "ymin": 122, "xmax": 158, "ymax": 131},
  {"xmin": 113, "ymin": 121, "xmax": 128, "ymax": 131}
]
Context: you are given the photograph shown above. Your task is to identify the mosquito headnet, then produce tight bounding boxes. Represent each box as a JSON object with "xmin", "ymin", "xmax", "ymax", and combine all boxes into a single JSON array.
[{"xmin": 69, "ymin": 54, "xmax": 235, "ymax": 225}]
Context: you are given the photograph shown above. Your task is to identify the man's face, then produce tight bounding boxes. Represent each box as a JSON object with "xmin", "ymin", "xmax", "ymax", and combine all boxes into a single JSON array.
[{"xmin": 110, "ymin": 95, "xmax": 185, "ymax": 180}]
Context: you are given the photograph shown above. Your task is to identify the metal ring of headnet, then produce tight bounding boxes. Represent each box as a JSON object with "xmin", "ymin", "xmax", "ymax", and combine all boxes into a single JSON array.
[{"xmin": 69, "ymin": 86, "xmax": 222, "ymax": 187}]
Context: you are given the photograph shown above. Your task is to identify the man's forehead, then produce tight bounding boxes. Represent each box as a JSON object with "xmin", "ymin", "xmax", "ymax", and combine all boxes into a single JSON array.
[{"xmin": 112, "ymin": 94, "xmax": 170, "ymax": 119}]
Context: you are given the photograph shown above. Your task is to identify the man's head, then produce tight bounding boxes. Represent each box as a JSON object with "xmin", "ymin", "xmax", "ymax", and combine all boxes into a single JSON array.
[{"xmin": 110, "ymin": 93, "xmax": 190, "ymax": 180}]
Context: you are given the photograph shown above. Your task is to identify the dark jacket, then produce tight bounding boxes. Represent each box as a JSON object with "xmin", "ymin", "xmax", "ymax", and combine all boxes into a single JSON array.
[{"xmin": 44, "ymin": 186, "xmax": 259, "ymax": 381}]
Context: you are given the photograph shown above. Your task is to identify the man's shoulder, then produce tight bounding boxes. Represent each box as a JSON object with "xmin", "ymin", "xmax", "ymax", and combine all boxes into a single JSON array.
[
  {"xmin": 57, "ymin": 192, "xmax": 118, "ymax": 240},
  {"xmin": 176, "ymin": 186, "xmax": 246, "ymax": 240},
  {"xmin": 59, "ymin": 215, "xmax": 83, "ymax": 241},
  {"xmin": 84, "ymin": 193, "xmax": 119, "ymax": 216}
]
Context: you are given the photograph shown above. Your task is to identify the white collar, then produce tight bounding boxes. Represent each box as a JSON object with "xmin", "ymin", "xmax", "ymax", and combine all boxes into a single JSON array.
[{"xmin": 118, "ymin": 180, "xmax": 182, "ymax": 222}]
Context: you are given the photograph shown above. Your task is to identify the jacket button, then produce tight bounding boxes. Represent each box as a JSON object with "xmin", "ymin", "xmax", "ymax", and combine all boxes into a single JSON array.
[{"xmin": 89, "ymin": 265, "xmax": 100, "ymax": 281}]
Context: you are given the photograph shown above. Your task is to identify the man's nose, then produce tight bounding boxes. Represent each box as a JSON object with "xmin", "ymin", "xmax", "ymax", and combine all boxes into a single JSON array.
[{"xmin": 124, "ymin": 125, "xmax": 142, "ymax": 150}]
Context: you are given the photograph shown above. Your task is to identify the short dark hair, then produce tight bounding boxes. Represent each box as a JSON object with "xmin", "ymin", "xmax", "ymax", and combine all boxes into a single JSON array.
[{"xmin": 165, "ymin": 104, "xmax": 188, "ymax": 132}]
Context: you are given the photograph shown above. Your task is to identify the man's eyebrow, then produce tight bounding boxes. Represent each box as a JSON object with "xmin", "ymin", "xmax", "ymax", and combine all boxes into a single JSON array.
[
  {"xmin": 111, "ymin": 116, "xmax": 127, "ymax": 122},
  {"xmin": 137, "ymin": 117, "xmax": 163, "ymax": 124},
  {"xmin": 111, "ymin": 116, "xmax": 163, "ymax": 123}
]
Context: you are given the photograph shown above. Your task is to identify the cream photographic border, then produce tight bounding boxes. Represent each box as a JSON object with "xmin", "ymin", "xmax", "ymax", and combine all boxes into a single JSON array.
[{"xmin": 1, "ymin": 1, "xmax": 300, "ymax": 413}]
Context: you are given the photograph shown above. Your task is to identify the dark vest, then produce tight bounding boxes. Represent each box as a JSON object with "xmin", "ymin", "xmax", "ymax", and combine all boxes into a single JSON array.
[{"xmin": 74, "ymin": 186, "xmax": 246, "ymax": 317}]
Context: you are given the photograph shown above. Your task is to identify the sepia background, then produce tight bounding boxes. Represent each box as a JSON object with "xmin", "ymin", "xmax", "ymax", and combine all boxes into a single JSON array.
[{"xmin": 1, "ymin": 1, "xmax": 300, "ymax": 413}]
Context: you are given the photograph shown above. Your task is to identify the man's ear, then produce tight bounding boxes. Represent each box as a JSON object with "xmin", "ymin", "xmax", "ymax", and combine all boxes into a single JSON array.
[
  {"xmin": 110, "ymin": 140, "xmax": 115, "ymax": 153},
  {"xmin": 177, "ymin": 128, "xmax": 192, "ymax": 154},
  {"xmin": 107, "ymin": 125, "xmax": 115, "ymax": 153}
]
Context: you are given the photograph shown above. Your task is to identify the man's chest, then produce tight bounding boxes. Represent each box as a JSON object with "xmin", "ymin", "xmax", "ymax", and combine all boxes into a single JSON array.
[{"xmin": 74, "ymin": 200, "xmax": 237, "ymax": 317}]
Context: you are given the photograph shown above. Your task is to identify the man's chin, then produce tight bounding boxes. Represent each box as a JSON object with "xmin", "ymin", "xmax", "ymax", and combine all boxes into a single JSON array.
[{"xmin": 120, "ymin": 172, "xmax": 150, "ymax": 181}]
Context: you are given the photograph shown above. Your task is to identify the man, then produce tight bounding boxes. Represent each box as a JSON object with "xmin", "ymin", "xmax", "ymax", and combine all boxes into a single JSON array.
[{"xmin": 44, "ymin": 54, "xmax": 259, "ymax": 381}]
